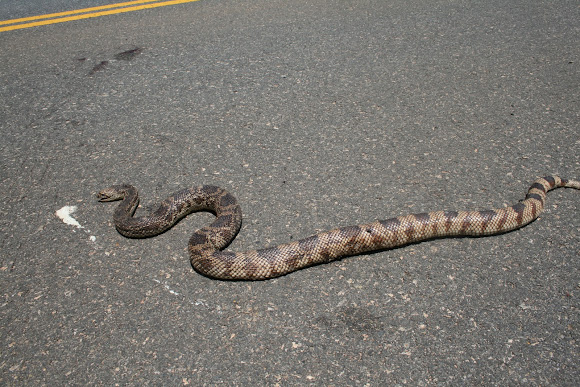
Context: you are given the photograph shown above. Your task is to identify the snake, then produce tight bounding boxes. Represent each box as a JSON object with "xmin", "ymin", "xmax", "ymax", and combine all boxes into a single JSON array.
[{"xmin": 97, "ymin": 175, "xmax": 579, "ymax": 280}]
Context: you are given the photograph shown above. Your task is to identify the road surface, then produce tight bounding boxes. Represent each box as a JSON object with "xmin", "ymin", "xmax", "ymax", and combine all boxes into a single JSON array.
[{"xmin": 1, "ymin": 0, "xmax": 579, "ymax": 384}]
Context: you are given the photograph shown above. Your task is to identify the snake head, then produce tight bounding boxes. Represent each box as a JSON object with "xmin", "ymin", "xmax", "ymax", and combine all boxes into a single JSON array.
[{"xmin": 96, "ymin": 186, "xmax": 126, "ymax": 202}]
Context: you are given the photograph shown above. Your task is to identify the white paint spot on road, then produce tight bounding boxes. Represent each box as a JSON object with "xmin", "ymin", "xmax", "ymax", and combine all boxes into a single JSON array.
[
  {"xmin": 153, "ymin": 278, "xmax": 181, "ymax": 296},
  {"xmin": 55, "ymin": 205, "xmax": 98, "ymax": 245},
  {"xmin": 55, "ymin": 206, "xmax": 83, "ymax": 229}
]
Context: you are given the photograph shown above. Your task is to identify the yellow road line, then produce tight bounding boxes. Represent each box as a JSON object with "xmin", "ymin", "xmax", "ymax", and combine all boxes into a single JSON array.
[
  {"xmin": 0, "ymin": 0, "xmax": 201, "ymax": 32},
  {"xmin": 0, "ymin": 0, "xmax": 162, "ymax": 25}
]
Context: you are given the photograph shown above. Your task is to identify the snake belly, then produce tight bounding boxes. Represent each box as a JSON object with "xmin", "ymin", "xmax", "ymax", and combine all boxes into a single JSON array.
[{"xmin": 97, "ymin": 175, "xmax": 579, "ymax": 280}]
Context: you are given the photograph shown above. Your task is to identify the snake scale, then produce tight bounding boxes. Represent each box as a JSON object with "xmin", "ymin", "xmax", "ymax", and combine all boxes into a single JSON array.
[{"xmin": 98, "ymin": 175, "xmax": 579, "ymax": 280}]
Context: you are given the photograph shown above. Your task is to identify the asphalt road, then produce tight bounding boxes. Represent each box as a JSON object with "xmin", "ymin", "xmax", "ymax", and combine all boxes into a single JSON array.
[{"xmin": 1, "ymin": 0, "xmax": 579, "ymax": 385}]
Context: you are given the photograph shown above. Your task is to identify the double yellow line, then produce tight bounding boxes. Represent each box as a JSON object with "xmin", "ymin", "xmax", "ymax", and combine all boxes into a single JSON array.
[{"xmin": 0, "ymin": 0, "xmax": 201, "ymax": 32}]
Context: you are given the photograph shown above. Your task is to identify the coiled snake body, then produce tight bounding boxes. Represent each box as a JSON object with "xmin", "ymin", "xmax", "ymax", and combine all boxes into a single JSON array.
[{"xmin": 98, "ymin": 175, "xmax": 579, "ymax": 280}]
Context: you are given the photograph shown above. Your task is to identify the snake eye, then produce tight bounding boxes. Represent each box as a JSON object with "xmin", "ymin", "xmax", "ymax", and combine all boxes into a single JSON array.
[{"xmin": 96, "ymin": 192, "xmax": 109, "ymax": 201}]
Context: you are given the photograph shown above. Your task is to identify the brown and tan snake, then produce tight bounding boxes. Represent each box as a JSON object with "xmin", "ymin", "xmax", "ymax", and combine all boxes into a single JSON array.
[{"xmin": 97, "ymin": 175, "xmax": 579, "ymax": 280}]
